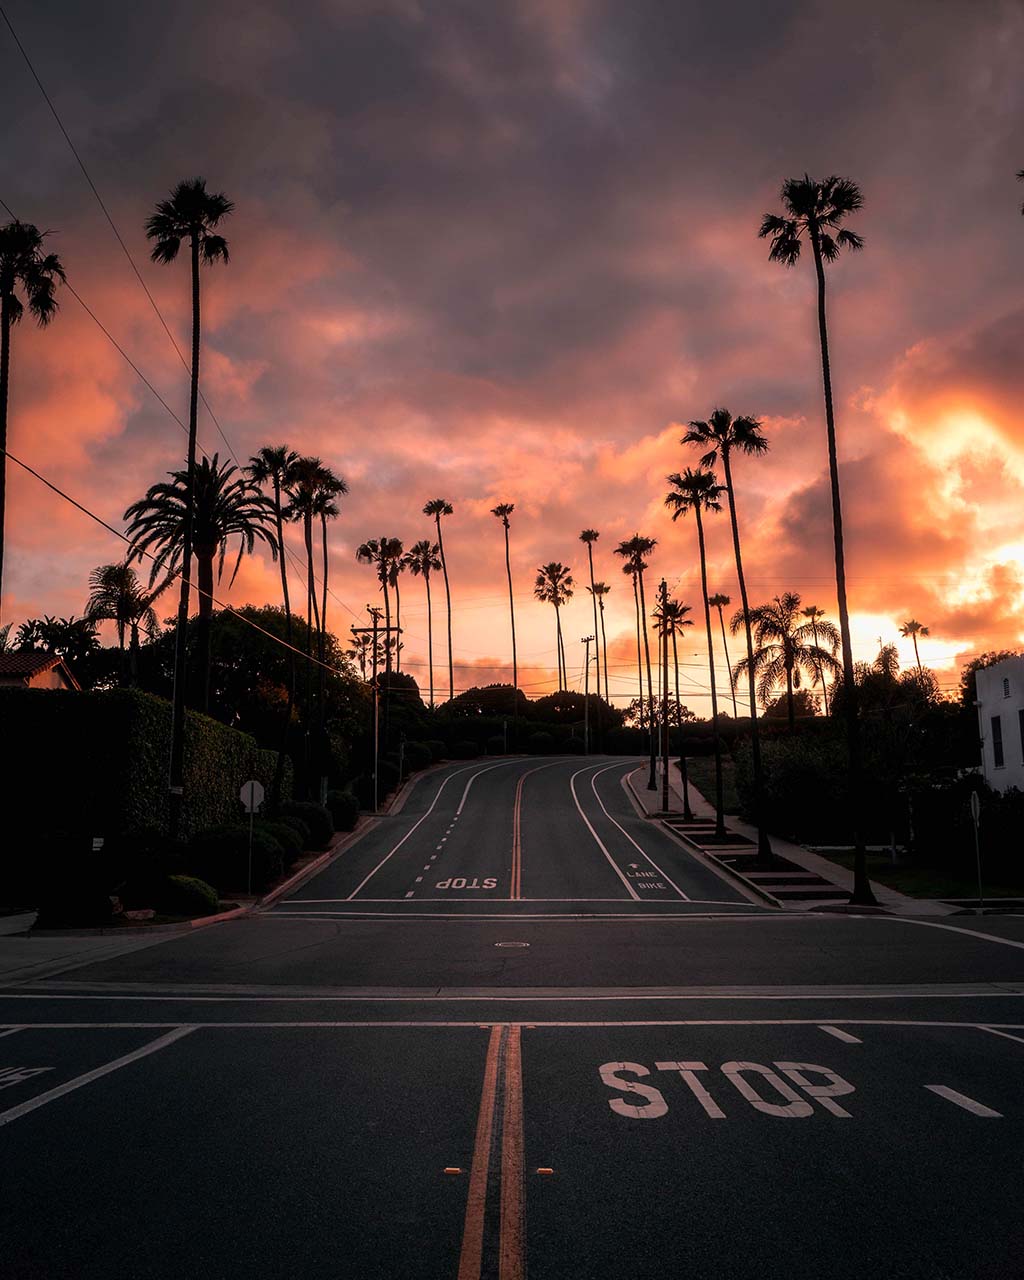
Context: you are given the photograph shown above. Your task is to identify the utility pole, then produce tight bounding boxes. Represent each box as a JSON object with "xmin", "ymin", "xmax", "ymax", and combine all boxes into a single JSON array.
[
  {"xmin": 660, "ymin": 579, "xmax": 670, "ymax": 814},
  {"xmin": 351, "ymin": 606, "xmax": 401, "ymax": 814},
  {"xmin": 582, "ymin": 635, "xmax": 595, "ymax": 755}
]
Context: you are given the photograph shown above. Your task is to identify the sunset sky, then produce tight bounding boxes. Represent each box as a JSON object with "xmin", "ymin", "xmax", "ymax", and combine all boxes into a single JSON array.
[{"xmin": 3, "ymin": 0, "xmax": 1024, "ymax": 712}]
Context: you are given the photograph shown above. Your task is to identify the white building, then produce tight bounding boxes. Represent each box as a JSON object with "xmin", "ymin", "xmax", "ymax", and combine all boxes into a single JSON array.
[{"xmin": 975, "ymin": 655, "xmax": 1024, "ymax": 793}]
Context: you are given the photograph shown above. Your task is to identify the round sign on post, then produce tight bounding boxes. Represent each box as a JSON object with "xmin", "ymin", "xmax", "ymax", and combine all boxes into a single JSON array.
[{"xmin": 240, "ymin": 780, "xmax": 265, "ymax": 814}]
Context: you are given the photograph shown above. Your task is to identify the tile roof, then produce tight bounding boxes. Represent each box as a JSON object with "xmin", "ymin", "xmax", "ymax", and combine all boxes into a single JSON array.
[{"xmin": 0, "ymin": 652, "xmax": 63, "ymax": 677}]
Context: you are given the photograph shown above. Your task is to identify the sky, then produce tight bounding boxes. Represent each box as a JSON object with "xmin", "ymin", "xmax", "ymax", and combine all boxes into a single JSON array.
[{"xmin": 3, "ymin": 0, "xmax": 1024, "ymax": 712}]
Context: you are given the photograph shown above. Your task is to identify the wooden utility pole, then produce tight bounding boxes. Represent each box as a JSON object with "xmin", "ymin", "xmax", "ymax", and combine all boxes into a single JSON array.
[
  {"xmin": 351, "ymin": 606, "xmax": 402, "ymax": 813},
  {"xmin": 660, "ymin": 579, "xmax": 670, "ymax": 814}
]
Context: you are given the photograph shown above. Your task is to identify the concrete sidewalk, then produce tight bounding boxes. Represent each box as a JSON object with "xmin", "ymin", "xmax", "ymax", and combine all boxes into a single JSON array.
[
  {"xmin": 627, "ymin": 765, "xmax": 954, "ymax": 916},
  {"xmin": 0, "ymin": 912, "xmax": 185, "ymax": 984}
]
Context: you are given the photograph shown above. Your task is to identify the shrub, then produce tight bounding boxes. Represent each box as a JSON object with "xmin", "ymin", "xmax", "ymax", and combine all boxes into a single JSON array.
[
  {"xmin": 527, "ymin": 731, "xmax": 554, "ymax": 755},
  {"xmin": 280, "ymin": 801, "xmax": 333, "ymax": 848},
  {"xmin": 326, "ymin": 789, "xmax": 360, "ymax": 832},
  {"xmin": 486, "ymin": 735, "xmax": 505, "ymax": 755},
  {"xmin": 155, "ymin": 875, "xmax": 219, "ymax": 918},
  {"xmin": 257, "ymin": 821, "xmax": 304, "ymax": 863},
  {"xmin": 378, "ymin": 758, "xmax": 402, "ymax": 794},
  {"xmin": 426, "ymin": 739, "xmax": 447, "ymax": 763},
  {"xmin": 451, "ymin": 739, "xmax": 480, "ymax": 760},
  {"xmin": 564, "ymin": 736, "xmax": 585, "ymax": 755},
  {"xmin": 404, "ymin": 741, "xmax": 433, "ymax": 773},
  {"xmin": 187, "ymin": 825, "xmax": 284, "ymax": 894},
  {"xmin": 276, "ymin": 814, "xmax": 312, "ymax": 847}
]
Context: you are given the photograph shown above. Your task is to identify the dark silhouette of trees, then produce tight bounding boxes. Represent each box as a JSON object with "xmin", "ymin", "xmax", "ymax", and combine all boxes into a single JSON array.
[
  {"xmin": 802, "ymin": 605, "xmax": 832, "ymax": 712},
  {"xmin": 492, "ymin": 504, "xmax": 519, "ymax": 732},
  {"xmin": 534, "ymin": 562, "xmax": 574, "ymax": 690},
  {"xmin": 900, "ymin": 619, "xmax": 930, "ymax": 674},
  {"xmin": 580, "ymin": 530, "xmax": 602, "ymax": 720},
  {"xmin": 654, "ymin": 594, "xmax": 696, "ymax": 819},
  {"xmin": 589, "ymin": 581, "xmax": 611, "ymax": 704},
  {"xmin": 84, "ymin": 562, "xmax": 161, "ymax": 685},
  {"xmin": 708, "ymin": 593, "xmax": 738, "ymax": 718},
  {"xmin": 615, "ymin": 534, "xmax": 658, "ymax": 790},
  {"xmin": 404, "ymin": 539, "xmax": 442, "ymax": 708},
  {"xmin": 424, "ymin": 499, "xmax": 455, "ymax": 705}
]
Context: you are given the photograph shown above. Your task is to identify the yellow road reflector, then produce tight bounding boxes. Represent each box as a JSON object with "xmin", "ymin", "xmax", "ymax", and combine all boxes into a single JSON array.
[{"xmin": 444, "ymin": 1167, "xmax": 463, "ymax": 1175}]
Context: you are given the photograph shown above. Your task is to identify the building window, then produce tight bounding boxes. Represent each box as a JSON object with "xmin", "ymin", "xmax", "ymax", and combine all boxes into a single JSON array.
[
  {"xmin": 992, "ymin": 715, "xmax": 1004, "ymax": 768},
  {"xmin": 1004, "ymin": 678, "xmax": 1011, "ymax": 698}
]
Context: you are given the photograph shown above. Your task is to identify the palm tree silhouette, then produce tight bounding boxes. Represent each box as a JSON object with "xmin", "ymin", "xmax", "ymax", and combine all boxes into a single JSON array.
[
  {"xmin": 760, "ymin": 173, "xmax": 876, "ymax": 905},
  {"xmin": 589, "ymin": 581, "xmax": 611, "ymax": 704},
  {"xmin": 124, "ymin": 454, "xmax": 275, "ymax": 710},
  {"xmin": 355, "ymin": 537, "xmax": 399, "ymax": 677},
  {"xmin": 312, "ymin": 466, "xmax": 347, "ymax": 793},
  {"xmin": 615, "ymin": 535, "xmax": 658, "ymax": 790},
  {"xmin": 145, "ymin": 178, "xmax": 232, "ymax": 821},
  {"xmin": 285, "ymin": 456, "xmax": 330, "ymax": 661},
  {"xmin": 492, "ymin": 504, "xmax": 519, "ymax": 730},
  {"xmin": 404, "ymin": 540, "xmax": 442, "ymax": 708},
  {"xmin": 85, "ymin": 562, "xmax": 161, "ymax": 685},
  {"xmin": 385, "ymin": 539, "xmax": 405, "ymax": 673},
  {"xmin": 682, "ymin": 407, "xmax": 772, "ymax": 859},
  {"xmin": 801, "ymin": 605, "xmax": 832, "ymax": 712},
  {"xmin": 665, "ymin": 468, "xmax": 727, "ymax": 837},
  {"xmin": 534, "ymin": 562, "xmax": 574, "ymax": 691},
  {"xmin": 708, "ymin": 594, "xmax": 738, "ymax": 718},
  {"xmin": 423, "ymin": 499, "xmax": 454, "ymax": 706},
  {"xmin": 653, "ymin": 595, "xmax": 695, "ymax": 820},
  {"xmin": 899, "ymin": 619, "xmax": 930, "ymax": 674},
  {"xmin": 580, "ymin": 531, "xmax": 602, "ymax": 723},
  {"xmin": 732, "ymin": 592, "xmax": 841, "ymax": 732},
  {"xmin": 0, "ymin": 220, "xmax": 65, "ymax": 620},
  {"xmin": 14, "ymin": 614, "xmax": 99, "ymax": 666}
]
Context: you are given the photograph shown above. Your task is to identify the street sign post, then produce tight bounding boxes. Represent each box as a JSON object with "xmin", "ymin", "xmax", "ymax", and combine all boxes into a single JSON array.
[
  {"xmin": 969, "ymin": 791, "xmax": 984, "ymax": 916},
  {"xmin": 240, "ymin": 780, "xmax": 265, "ymax": 896}
]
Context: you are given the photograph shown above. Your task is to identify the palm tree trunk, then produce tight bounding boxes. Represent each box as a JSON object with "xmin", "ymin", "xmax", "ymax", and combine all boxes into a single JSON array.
[
  {"xmin": 393, "ymin": 573, "xmax": 402, "ymax": 673},
  {"xmin": 637, "ymin": 568, "xmax": 657, "ymax": 791},
  {"xmin": 695, "ymin": 506, "xmax": 726, "ymax": 838},
  {"xmin": 503, "ymin": 523, "xmax": 518, "ymax": 740},
  {"xmin": 586, "ymin": 543, "xmax": 600, "ymax": 728},
  {"xmin": 195, "ymin": 547, "xmax": 215, "ymax": 713},
  {"xmin": 554, "ymin": 604, "xmax": 565, "ymax": 691},
  {"xmin": 316, "ymin": 511, "xmax": 330, "ymax": 801},
  {"xmin": 0, "ymin": 293, "xmax": 11, "ymax": 623},
  {"xmin": 811, "ymin": 230, "xmax": 875, "ymax": 906},
  {"xmin": 672, "ymin": 628, "xmax": 693, "ymax": 820},
  {"xmin": 129, "ymin": 622, "xmax": 140, "ymax": 687},
  {"xmin": 810, "ymin": 618, "xmax": 829, "ymax": 714},
  {"xmin": 786, "ymin": 663, "xmax": 796, "ymax": 732},
  {"xmin": 272, "ymin": 477, "xmax": 295, "ymax": 810},
  {"xmin": 599, "ymin": 596, "xmax": 610, "ymax": 705},
  {"xmin": 631, "ymin": 573, "xmax": 644, "ymax": 732},
  {"xmin": 435, "ymin": 516, "xmax": 454, "ymax": 706},
  {"xmin": 302, "ymin": 510, "xmax": 316, "ymax": 796},
  {"xmin": 912, "ymin": 633, "xmax": 922, "ymax": 674},
  {"xmin": 717, "ymin": 604, "xmax": 738, "ymax": 718},
  {"xmin": 425, "ymin": 571, "xmax": 435, "ymax": 709}
]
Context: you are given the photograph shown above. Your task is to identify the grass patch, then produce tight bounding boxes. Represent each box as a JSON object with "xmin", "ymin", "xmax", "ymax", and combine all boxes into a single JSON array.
[
  {"xmin": 823, "ymin": 850, "xmax": 1024, "ymax": 900},
  {"xmin": 680, "ymin": 756, "xmax": 740, "ymax": 814}
]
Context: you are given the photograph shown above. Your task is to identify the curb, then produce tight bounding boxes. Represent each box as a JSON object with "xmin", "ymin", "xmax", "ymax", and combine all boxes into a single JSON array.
[{"xmin": 257, "ymin": 815, "xmax": 377, "ymax": 908}]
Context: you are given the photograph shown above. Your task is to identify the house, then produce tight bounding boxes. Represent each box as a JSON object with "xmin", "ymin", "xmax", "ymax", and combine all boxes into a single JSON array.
[
  {"xmin": 975, "ymin": 655, "xmax": 1024, "ymax": 793},
  {"xmin": 0, "ymin": 652, "xmax": 81, "ymax": 691}
]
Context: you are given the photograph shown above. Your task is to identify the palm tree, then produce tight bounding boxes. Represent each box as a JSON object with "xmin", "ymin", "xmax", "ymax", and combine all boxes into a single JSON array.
[
  {"xmin": 580, "ymin": 531, "xmax": 602, "ymax": 723},
  {"xmin": 654, "ymin": 595, "xmax": 695, "ymax": 820},
  {"xmin": 683, "ymin": 407, "xmax": 773, "ymax": 860},
  {"xmin": 708, "ymin": 593, "xmax": 738, "ymax": 718},
  {"xmin": 15, "ymin": 614, "xmax": 99, "ymax": 665},
  {"xmin": 145, "ymin": 178, "xmax": 232, "ymax": 823},
  {"xmin": 84, "ymin": 562, "xmax": 161, "ymax": 685},
  {"xmin": 615, "ymin": 535, "xmax": 658, "ymax": 790},
  {"xmin": 346, "ymin": 631, "xmax": 373, "ymax": 680},
  {"xmin": 802, "ymin": 605, "xmax": 832, "ymax": 711},
  {"xmin": 404, "ymin": 540, "xmax": 442, "ymax": 708},
  {"xmin": 665, "ymin": 468, "xmax": 727, "ymax": 838},
  {"xmin": 492, "ymin": 504, "xmax": 518, "ymax": 721},
  {"xmin": 312, "ymin": 467, "xmax": 347, "ymax": 797},
  {"xmin": 356, "ymin": 539, "xmax": 393, "ymax": 670},
  {"xmin": 386, "ymin": 540, "xmax": 405, "ymax": 674},
  {"xmin": 424, "ymin": 499, "xmax": 454, "ymax": 705},
  {"xmin": 760, "ymin": 173, "xmax": 874, "ymax": 903},
  {"xmin": 899, "ymin": 619, "xmax": 930, "ymax": 674},
  {"xmin": 589, "ymin": 582, "xmax": 612, "ymax": 704},
  {"xmin": 534, "ymin": 563, "xmax": 574, "ymax": 691},
  {"xmin": 125, "ymin": 454, "xmax": 275, "ymax": 711},
  {"xmin": 732, "ymin": 592, "xmax": 841, "ymax": 732},
  {"xmin": 0, "ymin": 220, "xmax": 65, "ymax": 620}
]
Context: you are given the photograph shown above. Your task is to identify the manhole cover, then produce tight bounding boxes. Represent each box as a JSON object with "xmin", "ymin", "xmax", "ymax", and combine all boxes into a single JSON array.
[{"xmin": 494, "ymin": 941, "xmax": 530, "ymax": 948}]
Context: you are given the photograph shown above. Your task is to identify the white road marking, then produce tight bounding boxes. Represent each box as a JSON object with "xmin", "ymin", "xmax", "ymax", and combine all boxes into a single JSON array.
[
  {"xmin": 405, "ymin": 891, "xmax": 414, "ymax": 898},
  {"xmin": 0, "ymin": 1026, "xmax": 195, "ymax": 1128},
  {"xmin": 415, "ymin": 877, "xmax": 423, "ymax": 883},
  {"xmin": 819, "ymin": 1025, "xmax": 862, "ymax": 1043},
  {"xmin": 886, "ymin": 917, "xmax": 1024, "ymax": 953},
  {"xmin": 0, "ymin": 1027, "xmax": 25, "ymax": 1039},
  {"xmin": 924, "ymin": 1085, "xmax": 1002, "ymax": 1117},
  {"xmin": 588, "ymin": 764, "xmax": 691, "ymax": 900},
  {"xmin": 775, "ymin": 1063, "xmax": 855, "ymax": 1117},
  {"xmin": 568, "ymin": 768, "xmax": 640, "ymax": 900},
  {"xmin": 980, "ymin": 1026, "xmax": 1024, "ymax": 1046},
  {"xmin": 654, "ymin": 1061, "xmax": 726, "ymax": 1117},
  {"xmin": 3, "ymin": 1019, "xmax": 1024, "ymax": 1028},
  {"xmin": 282, "ymin": 897, "xmax": 754, "ymax": 905},
  {"xmin": 721, "ymin": 1061, "xmax": 813, "ymax": 1117},
  {"xmin": 0, "ymin": 1066, "xmax": 52, "ymax": 1090}
]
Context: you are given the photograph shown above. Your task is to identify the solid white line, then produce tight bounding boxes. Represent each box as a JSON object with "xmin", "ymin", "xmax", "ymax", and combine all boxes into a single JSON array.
[
  {"xmin": 568, "ymin": 767, "xmax": 640, "ymax": 900},
  {"xmin": 282, "ymin": 898, "xmax": 754, "ymax": 905},
  {"xmin": 885, "ymin": 917, "xmax": 1024, "ymax": 953},
  {"xmin": 456, "ymin": 758, "xmax": 548, "ymax": 817},
  {"xmin": 589, "ymin": 764, "xmax": 690, "ymax": 900},
  {"xmin": 7, "ymin": 990, "xmax": 1023, "ymax": 1004},
  {"xmin": 265, "ymin": 910, "xmax": 777, "ymax": 923},
  {"xmin": 0, "ymin": 1026, "xmax": 25, "ymax": 1038},
  {"xmin": 0, "ymin": 1026, "xmax": 195, "ymax": 1128},
  {"xmin": 924, "ymin": 1085, "xmax": 1002, "ymax": 1117},
  {"xmin": 2, "ymin": 1019, "xmax": 1023, "ymax": 1029},
  {"xmin": 979, "ymin": 1026, "xmax": 1024, "ymax": 1046},
  {"xmin": 819, "ymin": 1025, "xmax": 862, "ymax": 1043}
]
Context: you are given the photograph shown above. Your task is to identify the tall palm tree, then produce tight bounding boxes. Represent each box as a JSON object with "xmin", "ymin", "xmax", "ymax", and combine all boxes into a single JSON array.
[
  {"xmin": 0, "ymin": 220, "xmax": 65, "ymax": 621},
  {"xmin": 424, "ymin": 498, "xmax": 454, "ymax": 705},
  {"xmin": 124, "ymin": 454, "xmax": 275, "ymax": 710},
  {"xmin": 355, "ymin": 538, "xmax": 394, "ymax": 673},
  {"xmin": 708, "ymin": 593, "xmax": 738, "ymax": 718},
  {"xmin": 312, "ymin": 468, "xmax": 347, "ymax": 798},
  {"xmin": 899, "ymin": 619, "xmax": 930, "ymax": 674},
  {"xmin": 653, "ymin": 595, "xmax": 695, "ymax": 820},
  {"xmin": 760, "ymin": 173, "xmax": 874, "ymax": 903},
  {"xmin": 492, "ymin": 504, "xmax": 518, "ymax": 719},
  {"xmin": 534, "ymin": 562, "xmax": 574, "ymax": 691},
  {"xmin": 619, "ymin": 559, "xmax": 646, "ymax": 732},
  {"xmin": 14, "ymin": 614, "xmax": 99, "ymax": 665},
  {"xmin": 84, "ymin": 562, "xmax": 161, "ymax": 685},
  {"xmin": 386, "ymin": 540, "xmax": 405, "ymax": 674},
  {"xmin": 145, "ymin": 178, "xmax": 232, "ymax": 824},
  {"xmin": 683, "ymin": 407, "xmax": 773, "ymax": 859},
  {"xmin": 732, "ymin": 592, "xmax": 841, "ymax": 732},
  {"xmin": 615, "ymin": 535, "xmax": 658, "ymax": 790},
  {"xmin": 802, "ymin": 605, "xmax": 832, "ymax": 712},
  {"xmin": 580, "ymin": 531, "xmax": 602, "ymax": 720},
  {"xmin": 589, "ymin": 581, "xmax": 611, "ymax": 703},
  {"xmin": 665, "ymin": 468, "xmax": 727, "ymax": 837},
  {"xmin": 404, "ymin": 540, "xmax": 442, "ymax": 708}
]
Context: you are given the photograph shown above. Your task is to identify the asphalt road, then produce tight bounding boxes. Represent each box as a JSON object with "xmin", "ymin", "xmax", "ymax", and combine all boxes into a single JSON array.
[{"xmin": 3, "ymin": 756, "xmax": 1024, "ymax": 1279}]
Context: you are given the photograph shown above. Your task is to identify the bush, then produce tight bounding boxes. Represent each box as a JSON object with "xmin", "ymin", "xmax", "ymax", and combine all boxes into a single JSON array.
[
  {"xmin": 326, "ymin": 789, "xmax": 360, "ymax": 832},
  {"xmin": 378, "ymin": 758, "xmax": 402, "ymax": 794},
  {"xmin": 564, "ymin": 736, "xmax": 585, "ymax": 755},
  {"xmin": 404, "ymin": 741, "xmax": 433, "ymax": 773},
  {"xmin": 486, "ymin": 735, "xmax": 505, "ymax": 755},
  {"xmin": 276, "ymin": 814, "xmax": 312, "ymax": 847},
  {"xmin": 257, "ymin": 821, "xmax": 304, "ymax": 863},
  {"xmin": 280, "ymin": 801, "xmax": 334, "ymax": 849},
  {"xmin": 155, "ymin": 875, "xmax": 219, "ymax": 918},
  {"xmin": 451, "ymin": 739, "xmax": 480, "ymax": 760},
  {"xmin": 426, "ymin": 740, "xmax": 447, "ymax": 763},
  {"xmin": 527, "ymin": 731, "xmax": 554, "ymax": 755},
  {"xmin": 187, "ymin": 825, "xmax": 284, "ymax": 894}
]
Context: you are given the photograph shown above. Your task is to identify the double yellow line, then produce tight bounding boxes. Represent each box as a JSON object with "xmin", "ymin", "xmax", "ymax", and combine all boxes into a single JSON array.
[{"xmin": 457, "ymin": 1025, "xmax": 525, "ymax": 1280}]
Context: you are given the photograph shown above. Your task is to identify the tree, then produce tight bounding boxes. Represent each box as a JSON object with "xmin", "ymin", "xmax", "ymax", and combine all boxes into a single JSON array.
[
  {"xmin": 492, "ymin": 504, "xmax": 519, "ymax": 726},
  {"xmin": 0, "ymin": 220, "xmax": 65, "ymax": 620},
  {"xmin": 665, "ymin": 468, "xmax": 727, "ymax": 837},
  {"xmin": 14, "ymin": 614, "xmax": 98, "ymax": 666},
  {"xmin": 84, "ymin": 562, "xmax": 161, "ymax": 685},
  {"xmin": 764, "ymin": 689, "xmax": 819, "ymax": 721},
  {"xmin": 387, "ymin": 543, "xmax": 405, "ymax": 674},
  {"xmin": 124, "ymin": 453, "xmax": 275, "ymax": 712},
  {"xmin": 958, "ymin": 650, "xmax": 1021, "ymax": 710},
  {"xmin": 580, "ymin": 530, "xmax": 602, "ymax": 727},
  {"xmin": 534, "ymin": 562, "xmax": 574, "ymax": 690},
  {"xmin": 708, "ymin": 593, "xmax": 738, "ymax": 718},
  {"xmin": 424, "ymin": 499, "xmax": 455, "ymax": 705},
  {"xmin": 313, "ymin": 467, "xmax": 347, "ymax": 797},
  {"xmin": 355, "ymin": 537, "xmax": 402, "ymax": 676},
  {"xmin": 683, "ymin": 406, "xmax": 773, "ymax": 860},
  {"xmin": 732, "ymin": 592, "xmax": 841, "ymax": 732},
  {"xmin": 760, "ymin": 173, "xmax": 875, "ymax": 904},
  {"xmin": 653, "ymin": 595, "xmax": 696, "ymax": 820},
  {"xmin": 802, "ymin": 605, "xmax": 832, "ymax": 712},
  {"xmin": 145, "ymin": 178, "xmax": 232, "ymax": 829},
  {"xmin": 589, "ymin": 581, "xmax": 612, "ymax": 703},
  {"xmin": 404, "ymin": 540, "xmax": 442, "ymax": 708},
  {"xmin": 900, "ymin": 619, "xmax": 930, "ymax": 674},
  {"xmin": 615, "ymin": 535, "xmax": 658, "ymax": 790}
]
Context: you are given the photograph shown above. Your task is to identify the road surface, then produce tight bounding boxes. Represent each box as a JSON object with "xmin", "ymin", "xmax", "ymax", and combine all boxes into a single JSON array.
[{"xmin": 3, "ymin": 756, "xmax": 1023, "ymax": 1278}]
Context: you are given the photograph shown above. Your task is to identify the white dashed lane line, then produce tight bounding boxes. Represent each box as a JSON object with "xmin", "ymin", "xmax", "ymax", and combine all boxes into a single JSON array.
[
  {"xmin": 924, "ymin": 1086, "xmax": 1002, "ymax": 1117},
  {"xmin": 819, "ymin": 1025, "xmax": 862, "ymax": 1043}
]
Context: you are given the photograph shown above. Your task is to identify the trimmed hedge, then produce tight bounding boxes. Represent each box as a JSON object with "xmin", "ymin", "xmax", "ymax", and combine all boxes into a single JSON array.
[
  {"xmin": 157, "ymin": 875, "xmax": 219, "ymax": 918},
  {"xmin": 280, "ymin": 801, "xmax": 333, "ymax": 848},
  {"xmin": 326, "ymin": 789, "xmax": 360, "ymax": 832},
  {"xmin": 257, "ymin": 820, "xmax": 305, "ymax": 862}
]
